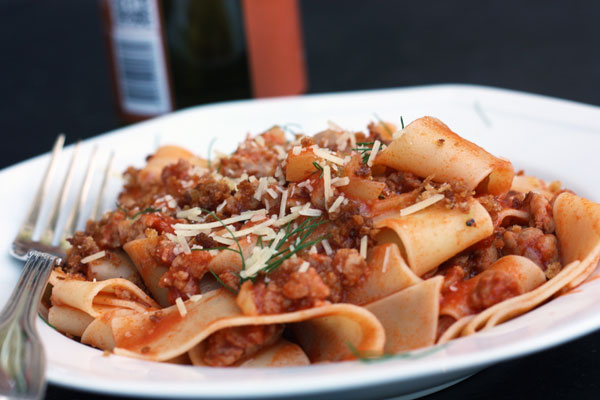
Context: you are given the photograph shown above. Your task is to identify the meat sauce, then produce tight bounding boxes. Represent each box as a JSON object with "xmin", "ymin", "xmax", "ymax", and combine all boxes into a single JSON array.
[{"xmin": 63, "ymin": 122, "xmax": 566, "ymax": 365}]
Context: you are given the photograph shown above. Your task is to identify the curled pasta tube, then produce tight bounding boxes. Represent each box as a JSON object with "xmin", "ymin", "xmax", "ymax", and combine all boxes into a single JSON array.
[
  {"xmin": 375, "ymin": 198, "xmax": 493, "ymax": 277},
  {"xmin": 374, "ymin": 117, "xmax": 514, "ymax": 196}
]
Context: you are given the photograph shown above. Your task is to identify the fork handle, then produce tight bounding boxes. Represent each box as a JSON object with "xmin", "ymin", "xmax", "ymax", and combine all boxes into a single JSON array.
[{"xmin": 0, "ymin": 251, "xmax": 58, "ymax": 400}]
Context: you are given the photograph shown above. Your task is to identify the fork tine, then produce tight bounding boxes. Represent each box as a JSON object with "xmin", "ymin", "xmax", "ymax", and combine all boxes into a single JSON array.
[
  {"xmin": 41, "ymin": 142, "xmax": 81, "ymax": 247},
  {"xmin": 16, "ymin": 135, "xmax": 65, "ymax": 242},
  {"xmin": 89, "ymin": 151, "xmax": 115, "ymax": 222},
  {"xmin": 62, "ymin": 146, "xmax": 98, "ymax": 242}
]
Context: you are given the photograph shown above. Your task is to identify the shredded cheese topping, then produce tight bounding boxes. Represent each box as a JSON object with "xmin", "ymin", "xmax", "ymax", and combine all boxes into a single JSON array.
[
  {"xmin": 323, "ymin": 165, "xmax": 332, "ymax": 204},
  {"xmin": 279, "ymin": 189, "xmax": 289, "ymax": 219},
  {"xmin": 173, "ymin": 209, "xmax": 266, "ymax": 235},
  {"xmin": 81, "ymin": 250, "xmax": 106, "ymax": 264},
  {"xmin": 331, "ymin": 176, "xmax": 350, "ymax": 187},
  {"xmin": 360, "ymin": 235, "xmax": 368, "ymax": 259},
  {"xmin": 175, "ymin": 297, "xmax": 187, "ymax": 317},
  {"xmin": 366, "ymin": 139, "xmax": 381, "ymax": 167},
  {"xmin": 399, "ymin": 194, "xmax": 445, "ymax": 216},
  {"xmin": 176, "ymin": 207, "xmax": 203, "ymax": 221},
  {"xmin": 298, "ymin": 261, "xmax": 310, "ymax": 273},
  {"xmin": 381, "ymin": 246, "xmax": 390, "ymax": 274},
  {"xmin": 189, "ymin": 294, "xmax": 203, "ymax": 302},
  {"xmin": 321, "ymin": 239, "xmax": 333, "ymax": 255},
  {"xmin": 329, "ymin": 195, "xmax": 345, "ymax": 213},
  {"xmin": 313, "ymin": 148, "xmax": 345, "ymax": 165}
]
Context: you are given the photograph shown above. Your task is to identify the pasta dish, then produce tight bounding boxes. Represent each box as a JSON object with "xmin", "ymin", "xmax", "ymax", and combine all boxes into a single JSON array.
[{"xmin": 47, "ymin": 116, "xmax": 600, "ymax": 367}]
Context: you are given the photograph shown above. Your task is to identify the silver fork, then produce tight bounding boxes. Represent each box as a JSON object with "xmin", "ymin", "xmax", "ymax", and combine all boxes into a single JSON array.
[{"xmin": 2, "ymin": 136, "xmax": 114, "ymax": 399}]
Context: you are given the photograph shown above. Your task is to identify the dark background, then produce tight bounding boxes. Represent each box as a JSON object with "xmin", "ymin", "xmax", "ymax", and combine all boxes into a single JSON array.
[{"xmin": 1, "ymin": 0, "xmax": 600, "ymax": 399}]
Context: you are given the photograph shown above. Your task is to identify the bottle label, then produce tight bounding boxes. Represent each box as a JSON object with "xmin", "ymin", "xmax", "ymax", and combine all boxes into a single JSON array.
[{"xmin": 107, "ymin": 0, "xmax": 172, "ymax": 116}]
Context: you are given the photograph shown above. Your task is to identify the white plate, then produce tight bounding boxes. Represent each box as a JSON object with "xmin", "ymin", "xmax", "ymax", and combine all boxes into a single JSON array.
[{"xmin": 1, "ymin": 84, "xmax": 600, "ymax": 399}]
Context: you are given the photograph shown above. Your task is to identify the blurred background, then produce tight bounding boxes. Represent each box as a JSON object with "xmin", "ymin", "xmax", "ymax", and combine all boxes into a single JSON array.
[
  {"xmin": 2, "ymin": 1, "xmax": 600, "ymax": 399},
  {"xmin": 2, "ymin": 0, "xmax": 600, "ymax": 170}
]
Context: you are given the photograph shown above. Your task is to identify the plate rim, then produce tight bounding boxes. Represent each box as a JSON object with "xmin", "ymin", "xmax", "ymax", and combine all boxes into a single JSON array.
[{"xmin": 4, "ymin": 83, "xmax": 600, "ymax": 398}]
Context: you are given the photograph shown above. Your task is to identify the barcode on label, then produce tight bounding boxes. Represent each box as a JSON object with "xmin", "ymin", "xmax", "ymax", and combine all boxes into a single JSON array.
[
  {"xmin": 111, "ymin": 0, "xmax": 155, "ymax": 29},
  {"xmin": 108, "ymin": 0, "xmax": 172, "ymax": 115},
  {"xmin": 114, "ymin": 38, "xmax": 170, "ymax": 113}
]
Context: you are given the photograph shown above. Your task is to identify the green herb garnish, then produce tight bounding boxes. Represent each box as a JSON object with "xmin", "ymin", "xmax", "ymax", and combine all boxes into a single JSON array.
[
  {"xmin": 208, "ymin": 269, "xmax": 239, "ymax": 295},
  {"xmin": 131, "ymin": 207, "xmax": 160, "ymax": 220},
  {"xmin": 116, "ymin": 202, "xmax": 130, "ymax": 218},
  {"xmin": 352, "ymin": 143, "xmax": 374, "ymax": 164},
  {"xmin": 374, "ymin": 113, "xmax": 394, "ymax": 136},
  {"xmin": 400, "ymin": 116, "xmax": 405, "ymax": 129},
  {"xmin": 312, "ymin": 161, "xmax": 324, "ymax": 178},
  {"xmin": 199, "ymin": 208, "xmax": 245, "ymax": 271},
  {"xmin": 263, "ymin": 217, "xmax": 330, "ymax": 274},
  {"xmin": 115, "ymin": 203, "xmax": 159, "ymax": 219}
]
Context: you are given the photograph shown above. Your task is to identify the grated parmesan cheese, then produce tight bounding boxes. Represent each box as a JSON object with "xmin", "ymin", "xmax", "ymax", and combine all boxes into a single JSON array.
[
  {"xmin": 215, "ymin": 219, "xmax": 275, "ymax": 239},
  {"xmin": 216, "ymin": 200, "xmax": 227, "ymax": 213},
  {"xmin": 274, "ymin": 145, "xmax": 287, "ymax": 160},
  {"xmin": 292, "ymin": 145, "xmax": 302, "ymax": 155},
  {"xmin": 176, "ymin": 207, "xmax": 203, "ymax": 222},
  {"xmin": 255, "ymin": 136, "xmax": 265, "ymax": 146},
  {"xmin": 313, "ymin": 148, "xmax": 345, "ymax": 165},
  {"xmin": 279, "ymin": 189, "xmax": 289, "ymax": 219},
  {"xmin": 239, "ymin": 231, "xmax": 285, "ymax": 279},
  {"xmin": 331, "ymin": 176, "xmax": 350, "ymax": 187},
  {"xmin": 366, "ymin": 139, "xmax": 381, "ymax": 167},
  {"xmin": 250, "ymin": 209, "xmax": 267, "ymax": 222},
  {"xmin": 189, "ymin": 294, "xmax": 203, "ymax": 302},
  {"xmin": 323, "ymin": 165, "xmax": 332, "ymax": 203},
  {"xmin": 321, "ymin": 239, "xmax": 333, "ymax": 255},
  {"xmin": 81, "ymin": 250, "xmax": 106, "ymax": 264},
  {"xmin": 166, "ymin": 233, "xmax": 191, "ymax": 254},
  {"xmin": 298, "ymin": 261, "xmax": 310, "ymax": 273},
  {"xmin": 360, "ymin": 235, "xmax": 368, "ymax": 259},
  {"xmin": 266, "ymin": 187, "xmax": 278, "ymax": 199},
  {"xmin": 212, "ymin": 236, "xmax": 235, "ymax": 246},
  {"xmin": 399, "ymin": 194, "xmax": 445, "ymax": 217},
  {"xmin": 173, "ymin": 209, "xmax": 266, "ymax": 235},
  {"xmin": 381, "ymin": 246, "xmax": 390, "ymax": 273},
  {"xmin": 328, "ymin": 195, "xmax": 345, "ymax": 213},
  {"xmin": 254, "ymin": 177, "xmax": 268, "ymax": 200},
  {"xmin": 273, "ymin": 211, "xmax": 300, "ymax": 227},
  {"xmin": 175, "ymin": 297, "xmax": 187, "ymax": 317}
]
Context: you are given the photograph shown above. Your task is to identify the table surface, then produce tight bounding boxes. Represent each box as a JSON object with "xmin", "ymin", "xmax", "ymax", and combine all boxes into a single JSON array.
[{"xmin": 2, "ymin": 1, "xmax": 600, "ymax": 399}]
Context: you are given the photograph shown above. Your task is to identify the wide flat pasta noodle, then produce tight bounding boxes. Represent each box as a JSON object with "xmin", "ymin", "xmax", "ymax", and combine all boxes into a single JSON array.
[
  {"xmin": 81, "ymin": 309, "xmax": 136, "ymax": 350},
  {"xmin": 344, "ymin": 244, "xmax": 421, "ymax": 305},
  {"xmin": 374, "ymin": 116, "xmax": 514, "ymax": 195},
  {"xmin": 439, "ymin": 193, "xmax": 600, "ymax": 338},
  {"xmin": 510, "ymin": 175, "xmax": 554, "ymax": 199},
  {"xmin": 48, "ymin": 305, "xmax": 95, "ymax": 338},
  {"xmin": 49, "ymin": 270, "xmax": 158, "ymax": 318},
  {"xmin": 365, "ymin": 276, "xmax": 443, "ymax": 353},
  {"xmin": 461, "ymin": 260, "xmax": 582, "ymax": 335},
  {"xmin": 87, "ymin": 249, "xmax": 142, "ymax": 285},
  {"xmin": 553, "ymin": 192, "xmax": 600, "ymax": 289},
  {"xmin": 139, "ymin": 145, "xmax": 207, "ymax": 184},
  {"xmin": 123, "ymin": 237, "xmax": 170, "ymax": 307},
  {"xmin": 188, "ymin": 339, "xmax": 310, "ymax": 368},
  {"xmin": 99, "ymin": 289, "xmax": 383, "ymax": 363},
  {"xmin": 440, "ymin": 255, "xmax": 546, "ymax": 321},
  {"xmin": 437, "ymin": 315, "xmax": 474, "ymax": 344},
  {"xmin": 375, "ymin": 198, "xmax": 493, "ymax": 276}
]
